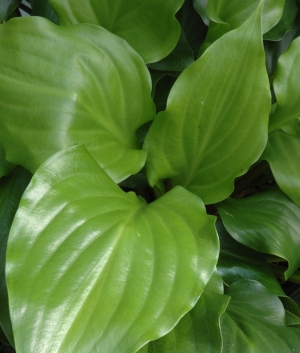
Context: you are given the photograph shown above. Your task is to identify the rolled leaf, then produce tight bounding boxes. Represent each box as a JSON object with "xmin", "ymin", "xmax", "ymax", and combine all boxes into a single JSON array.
[
  {"xmin": 6, "ymin": 145, "xmax": 219, "ymax": 353},
  {"xmin": 221, "ymin": 280, "xmax": 300, "ymax": 352},
  {"xmin": 48, "ymin": 0, "xmax": 184, "ymax": 63},
  {"xmin": 269, "ymin": 36, "xmax": 300, "ymax": 131},
  {"xmin": 217, "ymin": 187, "xmax": 300, "ymax": 279},
  {"xmin": 0, "ymin": 17, "xmax": 155, "ymax": 183},
  {"xmin": 145, "ymin": 2, "xmax": 270, "ymax": 204}
]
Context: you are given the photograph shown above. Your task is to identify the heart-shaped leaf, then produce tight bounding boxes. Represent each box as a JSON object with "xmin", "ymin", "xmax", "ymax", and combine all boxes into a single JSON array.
[
  {"xmin": 217, "ymin": 187, "xmax": 300, "ymax": 279},
  {"xmin": 138, "ymin": 272, "xmax": 230, "ymax": 353},
  {"xmin": 0, "ymin": 167, "xmax": 31, "ymax": 346},
  {"xmin": 48, "ymin": 0, "xmax": 184, "ymax": 63},
  {"xmin": 263, "ymin": 130, "xmax": 300, "ymax": 207},
  {"xmin": 0, "ymin": 17, "xmax": 155, "ymax": 183},
  {"xmin": 145, "ymin": 2, "xmax": 270, "ymax": 204},
  {"xmin": 221, "ymin": 280, "xmax": 300, "ymax": 352},
  {"xmin": 6, "ymin": 145, "xmax": 219, "ymax": 353},
  {"xmin": 269, "ymin": 36, "xmax": 300, "ymax": 132}
]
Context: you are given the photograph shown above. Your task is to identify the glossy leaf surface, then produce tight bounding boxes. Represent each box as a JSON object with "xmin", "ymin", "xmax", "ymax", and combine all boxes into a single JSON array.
[
  {"xmin": 221, "ymin": 280, "xmax": 300, "ymax": 352},
  {"xmin": 269, "ymin": 36, "xmax": 300, "ymax": 131},
  {"xmin": 263, "ymin": 130, "xmax": 300, "ymax": 207},
  {"xmin": 48, "ymin": 0, "xmax": 183, "ymax": 63},
  {"xmin": 0, "ymin": 0, "xmax": 20, "ymax": 22},
  {"xmin": 0, "ymin": 168, "xmax": 31, "ymax": 345},
  {"xmin": 6, "ymin": 146, "xmax": 219, "ymax": 353},
  {"xmin": 217, "ymin": 187, "xmax": 300, "ymax": 279},
  {"xmin": 216, "ymin": 220, "xmax": 283, "ymax": 295},
  {"xmin": 0, "ymin": 17, "xmax": 155, "ymax": 183},
  {"xmin": 145, "ymin": 4, "xmax": 270, "ymax": 204},
  {"xmin": 206, "ymin": 0, "xmax": 285, "ymax": 34},
  {"xmin": 139, "ymin": 272, "xmax": 229, "ymax": 353}
]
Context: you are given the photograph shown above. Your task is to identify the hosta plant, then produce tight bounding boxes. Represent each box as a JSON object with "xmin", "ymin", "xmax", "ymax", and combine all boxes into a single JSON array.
[{"xmin": 1, "ymin": 0, "xmax": 300, "ymax": 352}]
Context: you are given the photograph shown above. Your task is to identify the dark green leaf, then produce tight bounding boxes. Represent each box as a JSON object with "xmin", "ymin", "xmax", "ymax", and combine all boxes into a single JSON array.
[
  {"xmin": 30, "ymin": 0, "xmax": 58, "ymax": 24},
  {"xmin": 221, "ymin": 280, "xmax": 300, "ymax": 353},
  {"xmin": 0, "ymin": 17, "xmax": 155, "ymax": 183},
  {"xmin": 145, "ymin": 3, "xmax": 270, "ymax": 204},
  {"xmin": 193, "ymin": 0, "xmax": 209, "ymax": 25},
  {"xmin": 217, "ymin": 187, "xmax": 300, "ymax": 279},
  {"xmin": 264, "ymin": 0, "xmax": 298, "ymax": 41},
  {"xmin": 0, "ymin": 0, "xmax": 21, "ymax": 22},
  {"xmin": 0, "ymin": 167, "xmax": 31, "ymax": 346},
  {"xmin": 7, "ymin": 145, "xmax": 219, "ymax": 353},
  {"xmin": 0, "ymin": 148, "xmax": 15, "ymax": 178}
]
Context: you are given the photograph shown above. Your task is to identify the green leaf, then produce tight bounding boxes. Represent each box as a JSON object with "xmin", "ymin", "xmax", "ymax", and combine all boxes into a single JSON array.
[
  {"xmin": 0, "ymin": 147, "xmax": 15, "ymax": 177},
  {"xmin": 206, "ymin": 0, "xmax": 285, "ymax": 34},
  {"xmin": 217, "ymin": 187, "xmax": 300, "ymax": 279},
  {"xmin": 0, "ymin": 17, "xmax": 155, "ymax": 183},
  {"xmin": 30, "ymin": 0, "xmax": 58, "ymax": 24},
  {"xmin": 0, "ymin": 0, "xmax": 20, "ymax": 22},
  {"xmin": 6, "ymin": 145, "xmax": 219, "ymax": 353},
  {"xmin": 216, "ymin": 219, "xmax": 283, "ymax": 295},
  {"xmin": 193, "ymin": 0, "xmax": 209, "ymax": 25},
  {"xmin": 145, "ymin": 3, "xmax": 270, "ymax": 204},
  {"xmin": 138, "ymin": 272, "xmax": 229, "ymax": 353},
  {"xmin": 221, "ymin": 280, "xmax": 300, "ymax": 352},
  {"xmin": 264, "ymin": 0, "xmax": 298, "ymax": 41},
  {"xmin": 269, "ymin": 35, "xmax": 300, "ymax": 132},
  {"xmin": 0, "ymin": 167, "xmax": 31, "ymax": 346},
  {"xmin": 48, "ymin": 0, "xmax": 184, "ymax": 63},
  {"xmin": 263, "ymin": 130, "xmax": 300, "ymax": 207},
  {"xmin": 147, "ymin": 29, "xmax": 195, "ymax": 72}
]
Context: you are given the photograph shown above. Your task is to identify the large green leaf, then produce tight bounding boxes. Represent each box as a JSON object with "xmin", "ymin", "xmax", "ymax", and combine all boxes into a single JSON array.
[
  {"xmin": 206, "ymin": 0, "xmax": 285, "ymax": 35},
  {"xmin": 217, "ymin": 187, "xmax": 300, "ymax": 279},
  {"xmin": 6, "ymin": 145, "xmax": 219, "ymax": 353},
  {"xmin": 0, "ymin": 17, "xmax": 155, "ymax": 183},
  {"xmin": 48, "ymin": 0, "xmax": 183, "ymax": 63},
  {"xmin": 269, "ymin": 35, "xmax": 300, "ymax": 131},
  {"xmin": 145, "ymin": 3, "xmax": 270, "ymax": 204},
  {"xmin": 263, "ymin": 130, "xmax": 300, "ymax": 207},
  {"xmin": 216, "ymin": 219, "xmax": 283, "ymax": 295},
  {"xmin": 0, "ymin": 0, "xmax": 20, "ymax": 22},
  {"xmin": 0, "ymin": 167, "xmax": 31, "ymax": 346},
  {"xmin": 221, "ymin": 280, "xmax": 300, "ymax": 352},
  {"xmin": 139, "ymin": 272, "xmax": 229, "ymax": 353}
]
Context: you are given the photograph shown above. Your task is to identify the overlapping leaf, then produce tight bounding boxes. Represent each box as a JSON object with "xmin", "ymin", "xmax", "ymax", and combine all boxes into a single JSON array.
[
  {"xmin": 0, "ymin": 0, "xmax": 21, "ymax": 22},
  {"xmin": 0, "ymin": 168, "xmax": 31, "ymax": 346},
  {"xmin": 217, "ymin": 187, "xmax": 300, "ymax": 279},
  {"xmin": 138, "ymin": 272, "xmax": 229, "ymax": 353},
  {"xmin": 0, "ymin": 147, "xmax": 15, "ymax": 177},
  {"xmin": 6, "ymin": 145, "xmax": 219, "ymax": 353},
  {"xmin": 0, "ymin": 17, "xmax": 155, "ymax": 183},
  {"xmin": 221, "ymin": 280, "xmax": 300, "ymax": 352},
  {"xmin": 145, "ymin": 3, "xmax": 270, "ymax": 204},
  {"xmin": 263, "ymin": 130, "xmax": 300, "ymax": 207},
  {"xmin": 48, "ymin": 0, "xmax": 183, "ymax": 63},
  {"xmin": 216, "ymin": 219, "xmax": 283, "ymax": 295},
  {"xmin": 269, "ymin": 35, "xmax": 300, "ymax": 131}
]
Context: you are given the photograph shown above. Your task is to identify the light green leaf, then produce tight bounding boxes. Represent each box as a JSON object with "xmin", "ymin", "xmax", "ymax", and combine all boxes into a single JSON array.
[
  {"xmin": 269, "ymin": 35, "xmax": 300, "ymax": 132},
  {"xmin": 217, "ymin": 187, "xmax": 300, "ymax": 279},
  {"xmin": 0, "ymin": 167, "xmax": 31, "ymax": 346},
  {"xmin": 48, "ymin": 0, "xmax": 183, "ymax": 63},
  {"xmin": 221, "ymin": 280, "xmax": 300, "ymax": 353},
  {"xmin": 138, "ymin": 272, "xmax": 229, "ymax": 353},
  {"xmin": 0, "ymin": 17, "xmax": 155, "ymax": 183},
  {"xmin": 6, "ymin": 145, "xmax": 219, "ymax": 353},
  {"xmin": 206, "ymin": 0, "xmax": 285, "ymax": 34},
  {"xmin": 145, "ymin": 3, "xmax": 270, "ymax": 204},
  {"xmin": 216, "ymin": 219, "xmax": 283, "ymax": 295},
  {"xmin": 264, "ymin": 0, "xmax": 298, "ymax": 41},
  {"xmin": 0, "ymin": 0, "xmax": 20, "ymax": 22},
  {"xmin": 263, "ymin": 130, "xmax": 300, "ymax": 207}
]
